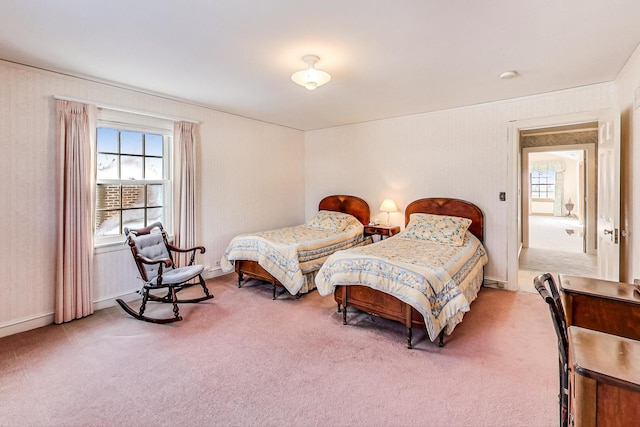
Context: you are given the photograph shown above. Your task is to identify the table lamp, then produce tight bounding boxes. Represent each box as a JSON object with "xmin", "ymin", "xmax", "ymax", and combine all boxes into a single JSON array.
[{"xmin": 379, "ymin": 199, "xmax": 398, "ymax": 227}]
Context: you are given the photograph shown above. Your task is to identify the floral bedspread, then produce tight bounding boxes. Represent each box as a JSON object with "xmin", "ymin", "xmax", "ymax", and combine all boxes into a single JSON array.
[
  {"xmin": 221, "ymin": 223, "xmax": 364, "ymax": 295},
  {"xmin": 315, "ymin": 232, "xmax": 488, "ymax": 340}
]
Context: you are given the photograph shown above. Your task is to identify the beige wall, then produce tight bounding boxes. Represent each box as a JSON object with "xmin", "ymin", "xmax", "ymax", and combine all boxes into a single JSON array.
[
  {"xmin": 0, "ymin": 61, "xmax": 305, "ymax": 336},
  {"xmin": 3, "ymin": 40, "xmax": 640, "ymax": 336},
  {"xmin": 304, "ymin": 84, "xmax": 615, "ymax": 284}
]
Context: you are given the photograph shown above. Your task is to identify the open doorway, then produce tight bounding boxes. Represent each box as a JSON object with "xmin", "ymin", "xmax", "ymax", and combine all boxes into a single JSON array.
[{"xmin": 517, "ymin": 125, "xmax": 598, "ymax": 292}]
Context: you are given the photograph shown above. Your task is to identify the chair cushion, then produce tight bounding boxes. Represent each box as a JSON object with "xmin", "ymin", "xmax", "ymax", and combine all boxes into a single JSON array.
[
  {"xmin": 133, "ymin": 233, "xmax": 172, "ymax": 278},
  {"xmin": 135, "ymin": 233, "xmax": 170, "ymax": 259},
  {"xmin": 148, "ymin": 265, "xmax": 204, "ymax": 285}
]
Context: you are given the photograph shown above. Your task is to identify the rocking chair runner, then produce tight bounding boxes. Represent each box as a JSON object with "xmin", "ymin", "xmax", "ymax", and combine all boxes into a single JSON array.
[{"xmin": 116, "ymin": 222, "xmax": 213, "ymax": 323}]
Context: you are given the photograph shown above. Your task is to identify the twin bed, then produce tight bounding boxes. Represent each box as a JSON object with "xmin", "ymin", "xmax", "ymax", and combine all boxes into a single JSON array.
[
  {"xmin": 221, "ymin": 196, "xmax": 488, "ymax": 348},
  {"xmin": 220, "ymin": 195, "xmax": 370, "ymax": 299},
  {"xmin": 316, "ymin": 197, "xmax": 488, "ymax": 348}
]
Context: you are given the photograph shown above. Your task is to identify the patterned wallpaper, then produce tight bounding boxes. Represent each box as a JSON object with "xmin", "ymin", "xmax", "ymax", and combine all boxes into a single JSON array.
[
  {"xmin": 521, "ymin": 130, "xmax": 598, "ymax": 148},
  {"xmin": 0, "ymin": 60, "xmax": 304, "ymax": 335}
]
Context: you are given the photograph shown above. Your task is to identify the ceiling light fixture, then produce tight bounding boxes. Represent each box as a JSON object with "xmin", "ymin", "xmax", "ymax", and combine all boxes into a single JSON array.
[
  {"xmin": 499, "ymin": 70, "xmax": 519, "ymax": 80},
  {"xmin": 291, "ymin": 55, "xmax": 331, "ymax": 90}
]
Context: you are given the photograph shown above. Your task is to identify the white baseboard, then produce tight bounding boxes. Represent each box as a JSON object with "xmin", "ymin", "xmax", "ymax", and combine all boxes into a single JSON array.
[
  {"xmin": 93, "ymin": 291, "xmax": 139, "ymax": 311},
  {"xmin": 1, "ymin": 270, "xmax": 233, "ymax": 338},
  {"xmin": 483, "ymin": 277, "xmax": 509, "ymax": 290},
  {"xmin": 0, "ymin": 313, "xmax": 54, "ymax": 339},
  {"xmin": 0, "ymin": 294, "xmax": 137, "ymax": 338},
  {"xmin": 203, "ymin": 266, "xmax": 230, "ymax": 280}
]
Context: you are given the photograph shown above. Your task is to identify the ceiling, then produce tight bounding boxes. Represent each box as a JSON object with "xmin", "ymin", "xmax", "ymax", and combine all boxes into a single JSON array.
[{"xmin": 1, "ymin": 1, "xmax": 640, "ymax": 131}]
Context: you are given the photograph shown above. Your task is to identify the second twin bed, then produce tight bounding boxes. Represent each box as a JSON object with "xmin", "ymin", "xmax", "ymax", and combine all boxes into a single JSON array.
[{"xmin": 316, "ymin": 197, "xmax": 488, "ymax": 348}]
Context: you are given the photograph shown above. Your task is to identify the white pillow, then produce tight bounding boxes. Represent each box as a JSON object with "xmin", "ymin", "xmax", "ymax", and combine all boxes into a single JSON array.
[
  {"xmin": 306, "ymin": 210, "xmax": 358, "ymax": 231},
  {"xmin": 403, "ymin": 213, "xmax": 471, "ymax": 246}
]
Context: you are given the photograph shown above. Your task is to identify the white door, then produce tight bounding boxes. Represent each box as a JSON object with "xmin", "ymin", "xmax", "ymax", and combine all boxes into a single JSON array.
[{"xmin": 596, "ymin": 111, "xmax": 620, "ymax": 281}]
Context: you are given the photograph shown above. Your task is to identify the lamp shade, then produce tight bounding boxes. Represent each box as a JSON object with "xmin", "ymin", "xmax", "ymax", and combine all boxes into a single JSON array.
[
  {"xmin": 379, "ymin": 199, "xmax": 398, "ymax": 213},
  {"xmin": 291, "ymin": 55, "xmax": 331, "ymax": 90}
]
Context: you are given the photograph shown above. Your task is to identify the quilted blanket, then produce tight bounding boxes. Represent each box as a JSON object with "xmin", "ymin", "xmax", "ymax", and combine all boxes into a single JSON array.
[
  {"xmin": 221, "ymin": 221, "xmax": 364, "ymax": 295},
  {"xmin": 315, "ymin": 232, "xmax": 488, "ymax": 340}
]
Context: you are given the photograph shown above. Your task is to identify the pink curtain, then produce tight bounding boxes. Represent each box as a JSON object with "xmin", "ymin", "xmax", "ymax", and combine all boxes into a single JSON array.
[
  {"xmin": 55, "ymin": 100, "xmax": 96, "ymax": 324},
  {"xmin": 173, "ymin": 121, "xmax": 198, "ymax": 265}
]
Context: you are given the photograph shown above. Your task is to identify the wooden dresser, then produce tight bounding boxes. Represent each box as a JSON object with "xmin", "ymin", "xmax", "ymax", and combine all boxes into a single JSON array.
[
  {"xmin": 559, "ymin": 274, "xmax": 640, "ymax": 341},
  {"xmin": 568, "ymin": 326, "xmax": 640, "ymax": 426}
]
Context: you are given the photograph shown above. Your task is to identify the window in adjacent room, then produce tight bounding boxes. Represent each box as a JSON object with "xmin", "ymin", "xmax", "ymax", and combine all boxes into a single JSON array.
[
  {"xmin": 95, "ymin": 110, "xmax": 173, "ymax": 245},
  {"xmin": 531, "ymin": 170, "xmax": 556, "ymax": 200}
]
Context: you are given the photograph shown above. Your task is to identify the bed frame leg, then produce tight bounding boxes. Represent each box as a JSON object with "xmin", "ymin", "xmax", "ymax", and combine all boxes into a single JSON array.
[
  {"xmin": 337, "ymin": 303, "xmax": 342, "ymax": 313},
  {"xmin": 342, "ymin": 286, "xmax": 348, "ymax": 325},
  {"xmin": 438, "ymin": 330, "xmax": 445, "ymax": 347},
  {"xmin": 237, "ymin": 272, "xmax": 243, "ymax": 288},
  {"xmin": 405, "ymin": 306, "xmax": 413, "ymax": 349},
  {"xmin": 272, "ymin": 283, "xmax": 277, "ymax": 300}
]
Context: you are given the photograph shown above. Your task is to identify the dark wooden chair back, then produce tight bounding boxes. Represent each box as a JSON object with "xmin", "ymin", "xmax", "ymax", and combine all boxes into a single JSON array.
[{"xmin": 534, "ymin": 272, "xmax": 569, "ymax": 427}]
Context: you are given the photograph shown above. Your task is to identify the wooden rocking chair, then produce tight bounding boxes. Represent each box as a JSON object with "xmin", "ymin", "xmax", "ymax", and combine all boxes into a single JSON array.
[{"xmin": 116, "ymin": 222, "xmax": 213, "ymax": 323}]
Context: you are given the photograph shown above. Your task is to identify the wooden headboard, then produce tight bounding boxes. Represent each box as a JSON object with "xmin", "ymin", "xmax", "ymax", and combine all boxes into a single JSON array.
[
  {"xmin": 405, "ymin": 198, "xmax": 484, "ymax": 242},
  {"xmin": 318, "ymin": 195, "xmax": 371, "ymax": 226}
]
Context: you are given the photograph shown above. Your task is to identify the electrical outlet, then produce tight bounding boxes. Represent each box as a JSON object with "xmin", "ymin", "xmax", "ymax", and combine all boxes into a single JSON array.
[
  {"xmin": 215, "ymin": 260, "xmax": 220, "ymax": 267},
  {"xmin": 634, "ymin": 278, "xmax": 640, "ymax": 287}
]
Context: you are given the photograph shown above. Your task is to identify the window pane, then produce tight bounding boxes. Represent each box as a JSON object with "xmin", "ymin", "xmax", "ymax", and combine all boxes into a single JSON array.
[
  {"xmin": 121, "ymin": 131, "xmax": 143, "ymax": 155},
  {"xmin": 531, "ymin": 170, "xmax": 557, "ymax": 199},
  {"xmin": 95, "ymin": 210, "xmax": 121, "ymax": 236},
  {"xmin": 145, "ymin": 133, "xmax": 163, "ymax": 156},
  {"xmin": 96, "ymin": 184, "xmax": 121, "ymax": 210},
  {"xmin": 147, "ymin": 207, "xmax": 163, "ymax": 225},
  {"xmin": 97, "ymin": 128, "xmax": 119, "ymax": 153},
  {"xmin": 145, "ymin": 157, "xmax": 163, "ymax": 180},
  {"xmin": 147, "ymin": 184, "xmax": 163, "ymax": 207},
  {"xmin": 96, "ymin": 153, "xmax": 118, "ymax": 179},
  {"xmin": 123, "ymin": 209, "xmax": 145, "ymax": 231},
  {"xmin": 95, "ymin": 122, "xmax": 170, "ymax": 242},
  {"xmin": 122, "ymin": 185, "xmax": 145, "ymax": 209},
  {"xmin": 121, "ymin": 155, "xmax": 143, "ymax": 180}
]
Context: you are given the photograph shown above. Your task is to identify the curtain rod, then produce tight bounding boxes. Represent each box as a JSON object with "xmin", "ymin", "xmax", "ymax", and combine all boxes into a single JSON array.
[{"xmin": 53, "ymin": 95, "xmax": 200, "ymax": 124}]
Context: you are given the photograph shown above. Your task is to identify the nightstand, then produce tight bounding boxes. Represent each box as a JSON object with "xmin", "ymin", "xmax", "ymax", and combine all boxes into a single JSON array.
[{"xmin": 364, "ymin": 225, "xmax": 400, "ymax": 240}]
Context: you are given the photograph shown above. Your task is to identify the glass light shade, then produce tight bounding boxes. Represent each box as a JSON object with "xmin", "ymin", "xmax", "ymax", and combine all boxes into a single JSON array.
[
  {"xmin": 379, "ymin": 199, "xmax": 398, "ymax": 213},
  {"xmin": 291, "ymin": 67, "xmax": 331, "ymax": 90}
]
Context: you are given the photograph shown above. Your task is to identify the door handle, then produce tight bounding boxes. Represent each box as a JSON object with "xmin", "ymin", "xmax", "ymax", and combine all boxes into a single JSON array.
[{"xmin": 604, "ymin": 228, "xmax": 619, "ymax": 244}]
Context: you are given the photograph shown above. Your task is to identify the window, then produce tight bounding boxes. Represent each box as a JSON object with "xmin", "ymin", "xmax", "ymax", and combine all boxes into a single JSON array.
[
  {"xmin": 531, "ymin": 170, "xmax": 556, "ymax": 199},
  {"xmin": 95, "ymin": 110, "xmax": 173, "ymax": 245}
]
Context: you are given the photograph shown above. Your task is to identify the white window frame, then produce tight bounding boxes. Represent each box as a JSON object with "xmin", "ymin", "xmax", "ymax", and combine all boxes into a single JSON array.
[
  {"xmin": 531, "ymin": 170, "xmax": 556, "ymax": 200},
  {"xmin": 94, "ymin": 109, "xmax": 174, "ymax": 247}
]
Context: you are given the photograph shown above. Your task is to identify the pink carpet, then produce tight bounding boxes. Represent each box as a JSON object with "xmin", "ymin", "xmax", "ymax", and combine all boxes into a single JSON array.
[{"xmin": 0, "ymin": 274, "xmax": 558, "ymax": 426}]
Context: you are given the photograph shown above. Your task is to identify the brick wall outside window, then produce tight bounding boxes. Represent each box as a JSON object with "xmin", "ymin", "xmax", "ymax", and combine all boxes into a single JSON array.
[{"xmin": 95, "ymin": 185, "xmax": 145, "ymax": 229}]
